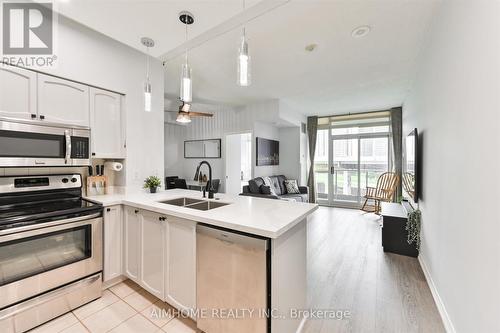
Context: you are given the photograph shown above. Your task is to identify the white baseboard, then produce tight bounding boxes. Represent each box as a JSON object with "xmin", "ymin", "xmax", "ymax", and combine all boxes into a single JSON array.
[{"xmin": 418, "ymin": 256, "xmax": 456, "ymax": 333}]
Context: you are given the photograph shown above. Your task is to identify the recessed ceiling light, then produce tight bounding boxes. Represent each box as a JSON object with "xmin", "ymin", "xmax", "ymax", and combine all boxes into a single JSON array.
[
  {"xmin": 351, "ymin": 25, "xmax": 371, "ymax": 38},
  {"xmin": 305, "ymin": 44, "xmax": 317, "ymax": 52}
]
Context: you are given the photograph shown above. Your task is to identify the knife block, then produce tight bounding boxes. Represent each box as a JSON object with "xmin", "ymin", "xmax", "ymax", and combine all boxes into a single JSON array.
[{"xmin": 86, "ymin": 176, "xmax": 107, "ymax": 196}]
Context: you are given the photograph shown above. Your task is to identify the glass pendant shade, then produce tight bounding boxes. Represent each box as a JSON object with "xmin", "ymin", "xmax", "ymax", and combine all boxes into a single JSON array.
[
  {"xmin": 180, "ymin": 63, "xmax": 192, "ymax": 102},
  {"xmin": 144, "ymin": 80, "xmax": 152, "ymax": 112},
  {"xmin": 237, "ymin": 34, "xmax": 251, "ymax": 86},
  {"xmin": 141, "ymin": 37, "xmax": 155, "ymax": 112},
  {"xmin": 176, "ymin": 112, "xmax": 191, "ymax": 123}
]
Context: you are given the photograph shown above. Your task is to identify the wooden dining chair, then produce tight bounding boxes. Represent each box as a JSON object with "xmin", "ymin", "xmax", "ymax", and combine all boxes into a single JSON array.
[{"xmin": 361, "ymin": 172, "xmax": 400, "ymax": 214}]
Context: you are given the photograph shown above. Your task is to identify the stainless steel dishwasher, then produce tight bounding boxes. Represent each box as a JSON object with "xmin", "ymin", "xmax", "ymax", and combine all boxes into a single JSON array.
[{"xmin": 196, "ymin": 224, "xmax": 270, "ymax": 333}]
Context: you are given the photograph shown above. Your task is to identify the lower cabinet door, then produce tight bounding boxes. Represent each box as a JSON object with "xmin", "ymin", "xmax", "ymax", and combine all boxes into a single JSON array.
[
  {"xmin": 165, "ymin": 216, "xmax": 196, "ymax": 313},
  {"xmin": 103, "ymin": 205, "xmax": 122, "ymax": 282},
  {"xmin": 140, "ymin": 210, "xmax": 165, "ymax": 299},
  {"xmin": 123, "ymin": 206, "xmax": 140, "ymax": 283}
]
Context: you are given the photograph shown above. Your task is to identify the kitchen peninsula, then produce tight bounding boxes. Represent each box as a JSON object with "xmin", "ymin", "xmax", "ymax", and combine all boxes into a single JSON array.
[{"xmin": 86, "ymin": 188, "xmax": 318, "ymax": 333}]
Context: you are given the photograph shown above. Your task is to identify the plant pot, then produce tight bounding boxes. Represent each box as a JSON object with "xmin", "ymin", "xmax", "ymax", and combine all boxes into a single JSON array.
[{"xmin": 149, "ymin": 187, "xmax": 157, "ymax": 193}]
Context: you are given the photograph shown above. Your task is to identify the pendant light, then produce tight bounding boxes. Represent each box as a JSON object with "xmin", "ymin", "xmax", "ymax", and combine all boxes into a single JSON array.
[
  {"xmin": 179, "ymin": 12, "xmax": 194, "ymax": 103},
  {"xmin": 141, "ymin": 37, "xmax": 155, "ymax": 112},
  {"xmin": 237, "ymin": 0, "xmax": 251, "ymax": 86}
]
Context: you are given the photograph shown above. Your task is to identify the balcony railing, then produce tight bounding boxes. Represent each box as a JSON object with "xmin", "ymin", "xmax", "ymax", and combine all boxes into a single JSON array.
[{"xmin": 314, "ymin": 167, "xmax": 388, "ymax": 201}]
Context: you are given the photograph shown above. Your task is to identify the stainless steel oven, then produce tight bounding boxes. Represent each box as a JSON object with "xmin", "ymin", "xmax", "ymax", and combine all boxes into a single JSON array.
[
  {"xmin": 0, "ymin": 174, "xmax": 103, "ymax": 333},
  {"xmin": 0, "ymin": 120, "xmax": 90, "ymax": 167},
  {"xmin": 0, "ymin": 215, "xmax": 102, "ymax": 309}
]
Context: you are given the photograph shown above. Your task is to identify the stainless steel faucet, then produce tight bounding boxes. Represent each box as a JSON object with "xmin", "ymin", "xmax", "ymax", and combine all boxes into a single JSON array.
[{"xmin": 198, "ymin": 160, "xmax": 214, "ymax": 199}]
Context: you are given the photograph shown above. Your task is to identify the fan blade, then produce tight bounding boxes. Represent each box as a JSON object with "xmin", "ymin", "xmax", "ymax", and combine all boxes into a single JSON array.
[{"xmin": 188, "ymin": 112, "xmax": 213, "ymax": 117}]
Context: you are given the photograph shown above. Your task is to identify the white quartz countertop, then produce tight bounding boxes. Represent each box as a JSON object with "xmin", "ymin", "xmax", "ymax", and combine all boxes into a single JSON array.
[{"xmin": 84, "ymin": 187, "xmax": 318, "ymax": 239}]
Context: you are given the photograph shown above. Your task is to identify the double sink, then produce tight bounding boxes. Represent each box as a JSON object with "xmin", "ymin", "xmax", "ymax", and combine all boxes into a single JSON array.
[{"xmin": 158, "ymin": 197, "xmax": 229, "ymax": 211}]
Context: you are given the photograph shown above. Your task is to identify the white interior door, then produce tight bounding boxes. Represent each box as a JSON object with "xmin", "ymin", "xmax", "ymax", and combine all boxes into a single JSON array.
[{"xmin": 225, "ymin": 134, "xmax": 242, "ymax": 195}]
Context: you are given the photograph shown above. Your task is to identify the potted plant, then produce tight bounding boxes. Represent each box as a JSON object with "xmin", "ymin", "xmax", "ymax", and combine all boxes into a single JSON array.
[
  {"xmin": 406, "ymin": 209, "xmax": 422, "ymax": 251},
  {"xmin": 144, "ymin": 176, "xmax": 161, "ymax": 193}
]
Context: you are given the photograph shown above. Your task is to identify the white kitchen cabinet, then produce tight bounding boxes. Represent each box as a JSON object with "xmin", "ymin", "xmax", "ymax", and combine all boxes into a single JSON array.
[
  {"xmin": 165, "ymin": 216, "xmax": 196, "ymax": 313},
  {"xmin": 37, "ymin": 73, "xmax": 89, "ymax": 127},
  {"xmin": 140, "ymin": 210, "xmax": 165, "ymax": 299},
  {"xmin": 0, "ymin": 65, "xmax": 37, "ymax": 120},
  {"xmin": 123, "ymin": 206, "xmax": 141, "ymax": 283},
  {"xmin": 103, "ymin": 205, "xmax": 122, "ymax": 282},
  {"xmin": 89, "ymin": 88, "xmax": 124, "ymax": 158}
]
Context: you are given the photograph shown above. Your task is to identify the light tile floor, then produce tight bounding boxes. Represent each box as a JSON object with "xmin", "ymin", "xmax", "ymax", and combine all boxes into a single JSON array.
[{"xmin": 29, "ymin": 280, "xmax": 200, "ymax": 333}]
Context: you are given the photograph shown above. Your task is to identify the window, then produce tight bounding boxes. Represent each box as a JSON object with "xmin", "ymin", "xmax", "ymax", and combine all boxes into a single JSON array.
[{"xmin": 315, "ymin": 111, "xmax": 392, "ymax": 207}]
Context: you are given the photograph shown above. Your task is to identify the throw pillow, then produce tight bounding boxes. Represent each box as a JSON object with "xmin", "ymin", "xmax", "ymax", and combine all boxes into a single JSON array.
[
  {"xmin": 260, "ymin": 185, "xmax": 272, "ymax": 195},
  {"xmin": 262, "ymin": 177, "xmax": 277, "ymax": 195},
  {"xmin": 248, "ymin": 178, "xmax": 263, "ymax": 193},
  {"xmin": 284, "ymin": 179, "xmax": 300, "ymax": 194}
]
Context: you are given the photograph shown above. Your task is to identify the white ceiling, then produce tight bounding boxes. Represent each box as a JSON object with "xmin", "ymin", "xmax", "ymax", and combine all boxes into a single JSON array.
[
  {"xmin": 58, "ymin": 0, "xmax": 440, "ymax": 116},
  {"xmin": 55, "ymin": 0, "xmax": 261, "ymax": 57}
]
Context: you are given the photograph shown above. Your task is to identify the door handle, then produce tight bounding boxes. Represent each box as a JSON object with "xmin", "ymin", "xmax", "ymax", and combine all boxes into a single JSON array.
[
  {"xmin": 64, "ymin": 130, "xmax": 71, "ymax": 164},
  {"xmin": 331, "ymin": 166, "xmax": 335, "ymax": 174}
]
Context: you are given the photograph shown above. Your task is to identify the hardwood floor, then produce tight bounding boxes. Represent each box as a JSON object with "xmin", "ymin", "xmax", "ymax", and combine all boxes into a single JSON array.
[{"xmin": 303, "ymin": 207, "xmax": 445, "ymax": 333}]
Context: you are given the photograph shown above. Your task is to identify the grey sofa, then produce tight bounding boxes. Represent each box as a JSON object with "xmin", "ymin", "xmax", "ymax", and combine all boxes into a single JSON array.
[{"xmin": 240, "ymin": 175, "xmax": 309, "ymax": 202}]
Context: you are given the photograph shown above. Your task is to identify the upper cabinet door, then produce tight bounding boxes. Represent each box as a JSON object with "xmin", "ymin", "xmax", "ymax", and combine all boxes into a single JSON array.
[
  {"xmin": 38, "ymin": 74, "xmax": 90, "ymax": 127},
  {"xmin": 90, "ymin": 88, "xmax": 124, "ymax": 158},
  {"xmin": 0, "ymin": 65, "xmax": 37, "ymax": 120}
]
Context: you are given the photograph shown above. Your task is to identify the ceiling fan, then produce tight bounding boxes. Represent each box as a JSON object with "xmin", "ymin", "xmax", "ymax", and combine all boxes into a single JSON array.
[{"xmin": 165, "ymin": 101, "xmax": 213, "ymax": 123}]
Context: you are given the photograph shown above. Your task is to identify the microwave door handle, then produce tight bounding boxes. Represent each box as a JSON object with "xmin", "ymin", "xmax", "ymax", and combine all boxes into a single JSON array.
[{"xmin": 65, "ymin": 130, "xmax": 71, "ymax": 164}]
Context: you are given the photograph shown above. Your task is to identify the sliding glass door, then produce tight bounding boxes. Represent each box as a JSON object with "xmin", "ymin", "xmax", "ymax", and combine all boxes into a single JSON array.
[
  {"xmin": 314, "ymin": 112, "xmax": 392, "ymax": 208},
  {"xmin": 332, "ymin": 138, "xmax": 359, "ymax": 206}
]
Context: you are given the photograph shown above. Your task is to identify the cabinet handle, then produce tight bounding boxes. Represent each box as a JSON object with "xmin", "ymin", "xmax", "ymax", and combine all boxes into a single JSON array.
[
  {"xmin": 106, "ymin": 208, "xmax": 111, "ymax": 212},
  {"xmin": 39, "ymin": 115, "xmax": 45, "ymax": 120},
  {"xmin": 134, "ymin": 209, "xmax": 139, "ymax": 214},
  {"xmin": 31, "ymin": 114, "xmax": 37, "ymax": 119},
  {"xmin": 158, "ymin": 216, "xmax": 166, "ymax": 221}
]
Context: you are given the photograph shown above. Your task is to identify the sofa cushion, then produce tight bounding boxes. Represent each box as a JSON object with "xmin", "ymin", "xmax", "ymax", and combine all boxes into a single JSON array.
[
  {"xmin": 248, "ymin": 177, "xmax": 264, "ymax": 194},
  {"xmin": 279, "ymin": 193, "xmax": 308, "ymax": 202},
  {"xmin": 275, "ymin": 175, "xmax": 287, "ymax": 194},
  {"xmin": 264, "ymin": 176, "xmax": 283, "ymax": 195}
]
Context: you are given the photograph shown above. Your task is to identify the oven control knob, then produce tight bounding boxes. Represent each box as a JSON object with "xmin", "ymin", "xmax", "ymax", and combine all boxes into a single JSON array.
[
  {"xmin": 71, "ymin": 177, "xmax": 78, "ymax": 183},
  {"xmin": 62, "ymin": 178, "xmax": 69, "ymax": 183}
]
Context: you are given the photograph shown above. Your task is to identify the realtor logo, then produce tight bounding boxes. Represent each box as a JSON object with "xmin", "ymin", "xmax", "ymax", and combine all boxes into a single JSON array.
[{"xmin": 2, "ymin": 2, "xmax": 53, "ymax": 55}]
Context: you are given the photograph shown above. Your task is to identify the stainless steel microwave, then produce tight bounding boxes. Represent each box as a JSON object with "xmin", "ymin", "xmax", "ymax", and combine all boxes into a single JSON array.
[{"xmin": 0, "ymin": 120, "xmax": 90, "ymax": 167}]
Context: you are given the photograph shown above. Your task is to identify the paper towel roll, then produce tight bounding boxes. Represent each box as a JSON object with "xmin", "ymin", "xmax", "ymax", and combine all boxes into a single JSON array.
[{"xmin": 104, "ymin": 161, "xmax": 123, "ymax": 172}]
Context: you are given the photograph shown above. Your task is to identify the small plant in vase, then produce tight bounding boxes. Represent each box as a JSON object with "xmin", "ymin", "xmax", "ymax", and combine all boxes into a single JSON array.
[{"xmin": 144, "ymin": 176, "xmax": 161, "ymax": 193}]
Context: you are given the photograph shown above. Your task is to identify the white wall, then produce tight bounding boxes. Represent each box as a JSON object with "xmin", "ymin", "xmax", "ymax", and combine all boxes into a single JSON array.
[
  {"xmin": 164, "ymin": 123, "xmax": 185, "ymax": 178},
  {"xmin": 403, "ymin": 1, "xmax": 500, "ymax": 332},
  {"xmin": 278, "ymin": 127, "xmax": 300, "ymax": 181},
  {"xmin": 32, "ymin": 15, "xmax": 165, "ymax": 187}
]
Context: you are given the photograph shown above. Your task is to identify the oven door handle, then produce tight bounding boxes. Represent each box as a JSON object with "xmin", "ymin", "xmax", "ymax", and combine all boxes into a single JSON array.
[
  {"xmin": 0, "ymin": 213, "xmax": 102, "ymax": 238},
  {"xmin": 65, "ymin": 130, "xmax": 71, "ymax": 164}
]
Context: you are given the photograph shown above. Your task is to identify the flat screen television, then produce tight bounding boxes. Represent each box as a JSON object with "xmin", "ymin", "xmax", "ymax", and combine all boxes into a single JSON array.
[
  {"xmin": 256, "ymin": 137, "xmax": 279, "ymax": 166},
  {"xmin": 403, "ymin": 128, "xmax": 419, "ymax": 203}
]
